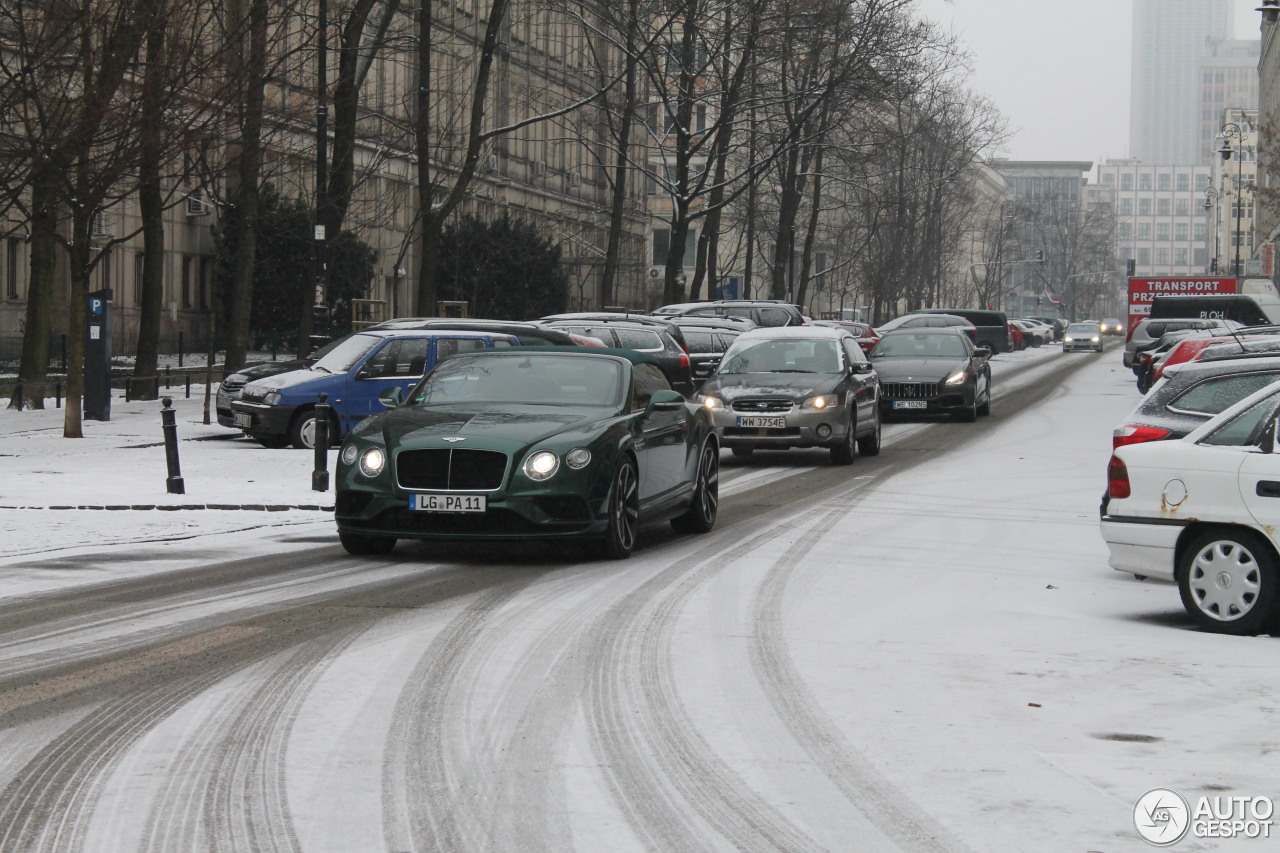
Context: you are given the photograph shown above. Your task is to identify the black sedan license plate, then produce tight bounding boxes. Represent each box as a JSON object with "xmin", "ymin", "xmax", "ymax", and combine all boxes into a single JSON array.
[
  {"xmin": 410, "ymin": 494, "xmax": 487, "ymax": 513},
  {"xmin": 233, "ymin": 412, "xmax": 253, "ymax": 427},
  {"xmin": 736, "ymin": 416, "xmax": 786, "ymax": 428},
  {"xmin": 892, "ymin": 400, "xmax": 927, "ymax": 410}
]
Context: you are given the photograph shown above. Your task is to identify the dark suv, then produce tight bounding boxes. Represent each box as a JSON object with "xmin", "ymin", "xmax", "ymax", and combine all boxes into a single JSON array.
[
  {"xmin": 538, "ymin": 315, "xmax": 695, "ymax": 396},
  {"xmin": 652, "ymin": 299, "xmax": 805, "ymax": 327},
  {"xmin": 908, "ymin": 308, "xmax": 1010, "ymax": 354}
]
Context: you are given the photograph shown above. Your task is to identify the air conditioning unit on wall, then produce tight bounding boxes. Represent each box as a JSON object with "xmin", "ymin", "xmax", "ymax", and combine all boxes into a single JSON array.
[
  {"xmin": 185, "ymin": 192, "xmax": 211, "ymax": 216},
  {"xmin": 90, "ymin": 210, "xmax": 114, "ymax": 241},
  {"xmin": 648, "ymin": 266, "xmax": 663, "ymax": 279},
  {"xmin": 531, "ymin": 161, "xmax": 546, "ymax": 177}
]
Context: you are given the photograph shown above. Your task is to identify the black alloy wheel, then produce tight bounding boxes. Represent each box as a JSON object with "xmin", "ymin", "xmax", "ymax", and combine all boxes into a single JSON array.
[
  {"xmin": 601, "ymin": 458, "xmax": 640, "ymax": 559},
  {"xmin": 856, "ymin": 412, "xmax": 881, "ymax": 456},
  {"xmin": 339, "ymin": 531, "xmax": 396, "ymax": 556},
  {"xmin": 977, "ymin": 377, "xmax": 992, "ymax": 416},
  {"xmin": 672, "ymin": 441, "xmax": 719, "ymax": 534},
  {"xmin": 831, "ymin": 412, "xmax": 856, "ymax": 465}
]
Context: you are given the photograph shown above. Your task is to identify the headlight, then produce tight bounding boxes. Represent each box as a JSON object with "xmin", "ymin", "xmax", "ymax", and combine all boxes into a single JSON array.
[
  {"xmin": 699, "ymin": 395, "xmax": 725, "ymax": 411},
  {"xmin": 1063, "ymin": 336, "xmax": 1073, "ymax": 343},
  {"xmin": 262, "ymin": 390, "xmax": 283, "ymax": 405},
  {"xmin": 523, "ymin": 450, "xmax": 559, "ymax": 481},
  {"xmin": 358, "ymin": 447, "xmax": 386, "ymax": 477},
  {"xmin": 1091, "ymin": 336, "xmax": 1100, "ymax": 342},
  {"xmin": 944, "ymin": 370, "xmax": 968, "ymax": 385},
  {"xmin": 340, "ymin": 443, "xmax": 358, "ymax": 466},
  {"xmin": 565, "ymin": 447, "xmax": 592, "ymax": 469},
  {"xmin": 801, "ymin": 394, "xmax": 838, "ymax": 410}
]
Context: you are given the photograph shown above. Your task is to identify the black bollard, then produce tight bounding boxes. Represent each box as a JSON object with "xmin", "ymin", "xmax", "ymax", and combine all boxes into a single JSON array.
[
  {"xmin": 161, "ymin": 397, "xmax": 185, "ymax": 494},
  {"xmin": 312, "ymin": 393, "xmax": 330, "ymax": 492},
  {"xmin": 12, "ymin": 381, "xmax": 22, "ymax": 411}
]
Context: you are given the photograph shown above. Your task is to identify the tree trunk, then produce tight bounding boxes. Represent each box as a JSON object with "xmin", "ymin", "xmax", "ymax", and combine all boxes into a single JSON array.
[
  {"xmin": 11, "ymin": 163, "xmax": 58, "ymax": 410},
  {"xmin": 63, "ymin": 214, "xmax": 91, "ymax": 438},
  {"xmin": 599, "ymin": 0, "xmax": 640, "ymax": 310},
  {"xmin": 133, "ymin": 21, "xmax": 167, "ymax": 399},
  {"xmin": 224, "ymin": 0, "xmax": 269, "ymax": 371}
]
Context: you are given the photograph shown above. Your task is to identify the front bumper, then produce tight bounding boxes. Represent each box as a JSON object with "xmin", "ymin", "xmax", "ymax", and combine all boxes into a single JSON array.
[
  {"xmin": 877, "ymin": 382, "xmax": 975, "ymax": 416},
  {"xmin": 1100, "ymin": 515, "xmax": 1181, "ymax": 581},
  {"xmin": 229, "ymin": 399, "xmax": 295, "ymax": 439},
  {"xmin": 707, "ymin": 405, "xmax": 849, "ymax": 449},
  {"xmin": 335, "ymin": 486, "xmax": 610, "ymax": 541},
  {"xmin": 1063, "ymin": 339, "xmax": 1103, "ymax": 352}
]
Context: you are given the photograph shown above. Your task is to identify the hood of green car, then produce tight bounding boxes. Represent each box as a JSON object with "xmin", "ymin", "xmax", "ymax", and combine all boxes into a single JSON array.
[{"xmin": 358, "ymin": 403, "xmax": 614, "ymax": 450}]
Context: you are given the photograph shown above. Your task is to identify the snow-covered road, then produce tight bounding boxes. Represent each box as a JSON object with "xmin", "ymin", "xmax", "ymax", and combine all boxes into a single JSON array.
[{"xmin": 2, "ymin": 344, "xmax": 1275, "ymax": 852}]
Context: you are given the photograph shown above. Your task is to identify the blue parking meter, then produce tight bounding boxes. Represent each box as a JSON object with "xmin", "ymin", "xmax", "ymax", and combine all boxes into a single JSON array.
[{"xmin": 85, "ymin": 288, "xmax": 112, "ymax": 420}]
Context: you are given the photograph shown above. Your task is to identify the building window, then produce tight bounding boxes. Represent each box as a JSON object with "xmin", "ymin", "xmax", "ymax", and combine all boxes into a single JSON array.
[
  {"xmin": 1176, "ymin": 199, "xmax": 1189, "ymax": 216},
  {"xmin": 1121, "ymin": 173, "xmax": 1134, "ymax": 190},
  {"xmin": 1194, "ymin": 248, "xmax": 1208, "ymax": 267},
  {"xmin": 1119, "ymin": 198, "xmax": 1134, "ymax": 215},
  {"xmin": 1194, "ymin": 222, "xmax": 1207, "ymax": 240},
  {"xmin": 1175, "ymin": 223, "xmax": 1188, "ymax": 241},
  {"xmin": 1156, "ymin": 248, "xmax": 1170, "ymax": 265},
  {"xmin": 1157, "ymin": 199, "xmax": 1171, "ymax": 216},
  {"xmin": 1139, "ymin": 198, "xmax": 1152, "ymax": 216},
  {"xmin": 1118, "ymin": 222, "xmax": 1132, "ymax": 239},
  {"xmin": 199, "ymin": 258, "xmax": 210, "ymax": 309},
  {"xmin": 1175, "ymin": 248, "xmax": 1188, "ymax": 265},
  {"xmin": 1138, "ymin": 223, "xmax": 1152, "ymax": 239},
  {"xmin": 1176, "ymin": 173, "xmax": 1190, "ymax": 191},
  {"xmin": 1157, "ymin": 223, "xmax": 1170, "ymax": 241},
  {"xmin": 181, "ymin": 256, "xmax": 192, "ymax": 308},
  {"xmin": 5, "ymin": 238, "xmax": 19, "ymax": 299},
  {"xmin": 1158, "ymin": 173, "xmax": 1171, "ymax": 191},
  {"xmin": 1102, "ymin": 172, "xmax": 1115, "ymax": 184},
  {"xmin": 1138, "ymin": 248, "xmax": 1151, "ymax": 265},
  {"xmin": 654, "ymin": 229, "xmax": 697, "ymax": 266},
  {"xmin": 1139, "ymin": 174, "xmax": 1153, "ymax": 190}
]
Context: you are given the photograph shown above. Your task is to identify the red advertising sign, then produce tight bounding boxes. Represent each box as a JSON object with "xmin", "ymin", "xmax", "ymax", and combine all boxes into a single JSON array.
[{"xmin": 1127, "ymin": 277, "xmax": 1237, "ymax": 336}]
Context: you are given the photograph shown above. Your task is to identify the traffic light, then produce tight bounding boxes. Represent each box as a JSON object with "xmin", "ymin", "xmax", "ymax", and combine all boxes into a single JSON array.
[
  {"xmin": 1037, "ymin": 296, "xmax": 1043, "ymax": 306},
  {"xmin": 1127, "ymin": 258, "xmax": 1136, "ymax": 277}
]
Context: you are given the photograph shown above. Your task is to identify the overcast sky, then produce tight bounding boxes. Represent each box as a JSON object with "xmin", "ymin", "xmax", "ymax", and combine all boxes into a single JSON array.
[{"xmin": 912, "ymin": 0, "xmax": 1262, "ymax": 163}]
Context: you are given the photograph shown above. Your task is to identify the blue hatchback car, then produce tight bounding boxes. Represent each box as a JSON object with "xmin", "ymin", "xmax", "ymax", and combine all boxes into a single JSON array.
[{"xmin": 230, "ymin": 329, "xmax": 520, "ymax": 448}]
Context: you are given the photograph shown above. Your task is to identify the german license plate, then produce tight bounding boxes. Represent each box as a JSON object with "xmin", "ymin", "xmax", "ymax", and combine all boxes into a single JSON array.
[
  {"xmin": 737, "ymin": 416, "xmax": 786, "ymax": 428},
  {"xmin": 892, "ymin": 400, "xmax": 927, "ymax": 410},
  {"xmin": 410, "ymin": 493, "xmax": 487, "ymax": 513},
  {"xmin": 233, "ymin": 412, "xmax": 253, "ymax": 427}
]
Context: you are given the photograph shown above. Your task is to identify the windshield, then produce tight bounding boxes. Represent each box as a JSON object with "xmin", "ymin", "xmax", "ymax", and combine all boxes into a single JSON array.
[
  {"xmin": 310, "ymin": 334, "xmax": 382, "ymax": 373},
  {"xmin": 718, "ymin": 338, "xmax": 842, "ymax": 374},
  {"xmin": 1066, "ymin": 324, "xmax": 1098, "ymax": 335},
  {"xmin": 871, "ymin": 334, "xmax": 967, "ymax": 359},
  {"xmin": 410, "ymin": 354, "xmax": 624, "ymax": 407}
]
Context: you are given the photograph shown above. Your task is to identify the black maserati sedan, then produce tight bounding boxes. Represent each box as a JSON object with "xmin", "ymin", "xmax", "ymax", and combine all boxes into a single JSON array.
[{"xmin": 871, "ymin": 328, "xmax": 992, "ymax": 422}]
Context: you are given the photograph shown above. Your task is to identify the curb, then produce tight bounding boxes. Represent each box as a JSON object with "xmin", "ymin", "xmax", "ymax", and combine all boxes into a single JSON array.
[{"xmin": 0, "ymin": 504, "xmax": 334, "ymax": 512}]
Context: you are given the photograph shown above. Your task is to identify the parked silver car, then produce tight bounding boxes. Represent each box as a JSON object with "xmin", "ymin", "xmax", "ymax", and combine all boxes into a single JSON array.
[{"xmin": 1123, "ymin": 318, "xmax": 1240, "ymax": 370}]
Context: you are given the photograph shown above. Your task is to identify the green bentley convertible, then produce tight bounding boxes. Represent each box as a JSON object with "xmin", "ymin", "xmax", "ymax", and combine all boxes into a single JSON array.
[{"xmin": 334, "ymin": 348, "xmax": 720, "ymax": 559}]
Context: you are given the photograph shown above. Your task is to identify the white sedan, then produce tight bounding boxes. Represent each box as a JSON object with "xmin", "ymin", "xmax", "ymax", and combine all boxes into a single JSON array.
[{"xmin": 1101, "ymin": 380, "xmax": 1280, "ymax": 634}]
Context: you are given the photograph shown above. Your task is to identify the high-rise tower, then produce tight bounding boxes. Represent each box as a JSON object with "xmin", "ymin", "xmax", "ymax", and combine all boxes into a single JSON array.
[{"xmin": 1131, "ymin": 0, "xmax": 1233, "ymax": 165}]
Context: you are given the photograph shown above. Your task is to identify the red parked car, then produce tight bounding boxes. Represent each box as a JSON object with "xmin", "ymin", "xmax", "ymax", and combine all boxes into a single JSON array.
[{"xmin": 810, "ymin": 319, "xmax": 881, "ymax": 353}]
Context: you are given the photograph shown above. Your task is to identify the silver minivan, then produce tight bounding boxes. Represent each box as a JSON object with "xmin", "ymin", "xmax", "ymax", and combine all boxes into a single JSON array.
[{"xmin": 1123, "ymin": 318, "xmax": 1240, "ymax": 370}]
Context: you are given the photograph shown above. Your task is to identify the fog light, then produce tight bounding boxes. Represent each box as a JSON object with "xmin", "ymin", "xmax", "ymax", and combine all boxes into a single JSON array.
[{"xmin": 816, "ymin": 424, "xmax": 832, "ymax": 439}]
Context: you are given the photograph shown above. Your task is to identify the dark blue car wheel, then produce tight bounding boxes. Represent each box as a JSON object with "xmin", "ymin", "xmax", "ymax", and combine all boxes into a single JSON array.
[
  {"xmin": 601, "ymin": 458, "xmax": 640, "ymax": 559},
  {"xmin": 672, "ymin": 441, "xmax": 719, "ymax": 534}
]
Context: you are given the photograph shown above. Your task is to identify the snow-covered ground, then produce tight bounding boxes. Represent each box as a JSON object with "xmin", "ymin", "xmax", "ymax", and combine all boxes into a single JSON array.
[{"xmin": 4, "ymin": 343, "xmax": 1276, "ymax": 852}]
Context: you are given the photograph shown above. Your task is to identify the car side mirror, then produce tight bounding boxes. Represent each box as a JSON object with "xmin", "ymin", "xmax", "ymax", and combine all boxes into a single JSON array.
[
  {"xmin": 379, "ymin": 386, "xmax": 403, "ymax": 408},
  {"xmin": 645, "ymin": 389, "xmax": 685, "ymax": 415},
  {"xmin": 974, "ymin": 346, "xmax": 992, "ymax": 358}
]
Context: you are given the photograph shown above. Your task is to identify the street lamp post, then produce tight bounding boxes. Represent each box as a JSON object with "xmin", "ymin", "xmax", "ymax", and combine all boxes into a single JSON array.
[
  {"xmin": 1204, "ymin": 183, "xmax": 1221, "ymax": 273},
  {"xmin": 1219, "ymin": 122, "xmax": 1245, "ymax": 277}
]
